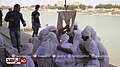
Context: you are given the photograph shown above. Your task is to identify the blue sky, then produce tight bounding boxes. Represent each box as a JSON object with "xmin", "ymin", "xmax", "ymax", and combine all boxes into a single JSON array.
[{"xmin": 0, "ymin": 0, "xmax": 120, "ymax": 6}]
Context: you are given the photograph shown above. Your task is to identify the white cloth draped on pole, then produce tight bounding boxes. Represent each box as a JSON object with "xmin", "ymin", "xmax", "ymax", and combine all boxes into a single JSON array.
[{"xmin": 57, "ymin": 10, "xmax": 77, "ymax": 34}]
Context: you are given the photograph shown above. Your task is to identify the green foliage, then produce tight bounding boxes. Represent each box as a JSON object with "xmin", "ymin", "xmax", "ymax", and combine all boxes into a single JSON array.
[
  {"xmin": 67, "ymin": 5, "xmax": 78, "ymax": 10},
  {"xmin": 87, "ymin": 5, "xmax": 93, "ymax": 8},
  {"xmin": 40, "ymin": 5, "xmax": 46, "ymax": 9},
  {"xmin": 79, "ymin": 4, "xmax": 87, "ymax": 10},
  {"xmin": 47, "ymin": 4, "xmax": 55, "ymax": 9},
  {"xmin": 32, "ymin": 4, "xmax": 93, "ymax": 10},
  {"xmin": 31, "ymin": 5, "xmax": 35, "ymax": 7},
  {"xmin": 95, "ymin": 4, "xmax": 120, "ymax": 9},
  {"xmin": 55, "ymin": 6, "xmax": 65, "ymax": 10}
]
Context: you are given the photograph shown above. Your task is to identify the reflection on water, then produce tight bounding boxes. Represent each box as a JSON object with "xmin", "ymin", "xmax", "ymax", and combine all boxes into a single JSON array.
[{"xmin": 2, "ymin": 9, "xmax": 120, "ymax": 66}]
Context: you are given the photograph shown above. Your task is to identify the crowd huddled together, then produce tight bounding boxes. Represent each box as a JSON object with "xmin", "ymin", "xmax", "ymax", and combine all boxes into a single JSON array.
[
  {"xmin": 0, "ymin": 22, "xmax": 109, "ymax": 67},
  {"xmin": 0, "ymin": 3, "xmax": 109, "ymax": 67}
]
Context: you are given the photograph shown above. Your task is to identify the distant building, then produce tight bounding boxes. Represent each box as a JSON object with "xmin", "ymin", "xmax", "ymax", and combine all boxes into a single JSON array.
[
  {"xmin": 56, "ymin": 0, "xmax": 64, "ymax": 6},
  {"xmin": 68, "ymin": 2, "xmax": 81, "ymax": 9},
  {"xmin": 68, "ymin": 2, "xmax": 80, "ymax": 5}
]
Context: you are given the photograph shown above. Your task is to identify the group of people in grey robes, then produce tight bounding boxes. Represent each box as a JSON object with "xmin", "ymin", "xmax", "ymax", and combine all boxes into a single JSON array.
[
  {"xmin": 0, "ymin": 34, "xmax": 35, "ymax": 67},
  {"xmin": 0, "ymin": 22, "xmax": 109, "ymax": 67},
  {"xmin": 28, "ymin": 22, "xmax": 109, "ymax": 67}
]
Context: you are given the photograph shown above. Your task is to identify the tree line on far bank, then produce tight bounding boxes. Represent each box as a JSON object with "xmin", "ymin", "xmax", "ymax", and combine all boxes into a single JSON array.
[
  {"xmin": 31, "ymin": 4, "xmax": 120, "ymax": 10},
  {"xmin": 31, "ymin": 4, "xmax": 92, "ymax": 10},
  {"xmin": 95, "ymin": 4, "xmax": 120, "ymax": 9}
]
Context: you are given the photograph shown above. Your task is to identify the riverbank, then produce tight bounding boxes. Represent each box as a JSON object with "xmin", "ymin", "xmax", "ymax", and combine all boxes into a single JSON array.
[
  {"xmin": 46, "ymin": 9, "xmax": 120, "ymax": 16},
  {"xmin": 77, "ymin": 12, "xmax": 120, "ymax": 16},
  {"xmin": 2, "ymin": 8, "xmax": 120, "ymax": 17}
]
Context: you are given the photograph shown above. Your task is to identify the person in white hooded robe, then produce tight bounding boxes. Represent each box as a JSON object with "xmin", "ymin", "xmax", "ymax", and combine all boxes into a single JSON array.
[
  {"xmin": 0, "ymin": 34, "xmax": 18, "ymax": 67},
  {"xmin": 73, "ymin": 22, "xmax": 81, "ymax": 32},
  {"xmin": 37, "ymin": 28, "xmax": 49, "ymax": 41},
  {"xmin": 0, "ymin": 34, "xmax": 18, "ymax": 57},
  {"xmin": 13, "ymin": 43, "xmax": 35, "ymax": 67},
  {"xmin": 73, "ymin": 30, "xmax": 85, "ymax": 67},
  {"xmin": 35, "ymin": 32, "xmax": 58, "ymax": 67},
  {"xmin": 37, "ymin": 32, "xmax": 58, "ymax": 55},
  {"xmin": 29, "ymin": 28, "xmax": 49, "ymax": 53},
  {"xmin": 67, "ymin": 22, "xmax": 81, "ymax": 44},
  {"xmin": 84, "ymin": 26, "xmax": 100, "ymax": 41},
  {"xmin": 47, "ymin": 25, "xmax": 57, "ymax": 34},
  {"xmin": 30, "ymin": 28, "xmax": 49, "ymax": 67},
  {"xmin": 55, "ymin": 33, "xmax": 76, "ymax": 67},
  {"xmin": 81, "ymin": 29, "xmax": 100, "ymax": 67},
  {"xmin": 95, "ymin": 38, "xmax": 109, "ymax": 67},
  {"xmin": 84, "ymin": 26, "xmax": 109, "ymax": 67},
  {"xmin": 73, "ymin": 22, "xmax": 82, "ymax": 46}
]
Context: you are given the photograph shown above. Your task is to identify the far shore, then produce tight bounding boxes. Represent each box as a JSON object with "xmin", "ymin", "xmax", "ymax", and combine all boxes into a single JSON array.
[{"xmin": 2, "ymin": 8, "xmax": 120, "ymax": 16}]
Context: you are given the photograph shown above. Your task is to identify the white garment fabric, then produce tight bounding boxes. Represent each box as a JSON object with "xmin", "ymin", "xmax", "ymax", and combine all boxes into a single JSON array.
[
  {"xmin": 73, "ymin": 22, "xmax": 81, "ymax": 35},
  {"xmin": 35, "ymin": 34, "xmax": 50, "ymax": 55},
  {"xmin": 35, "ymin": 45, "xmax": 44, "ymax": 55},
  {"xmin": 56, "ymin": 63, "xmax": 75, "ymax": 67},
  {"xmin": 0, "ymin": 34, "xmax": 18, "ymax": 56},
  {"xmin": 74, "ymin": 22, "xmax": 78, "ymax": 27},
  {"xmin": 95, "ymin": 40, "xmax": 109, "ymax": 67},
  {"xmin": 81, "ymin": 30, "xmax": 100, "ymax": 67},
  {"xmin": 73, "ymin": 44, "xmax": 84, "ymax": 67},
  {"xmin": 84, "ymin": 26, "xmax": 100, "ymax": 41},
  {"xmin": 55, "ymin": 34, "xmax": 75, "ymax": 67},
  {"xmin": 36, "ymin": 32, "xmax": 58, "ymax": 67},
  {"xmin": 73, "ymin": 22, "xmax": 82, "ymax": 47},
  {"xmin": 57, "ymin": 10, "xmax": 77, "ymax": 34},
  {"xmin": 73, "ymin": 30, "xmax": 84, "ymax": 67},
  {"xmin": 24, "ymin": 57, "xmax": 35, "ymax": 67},
  {"xmin": 29, "ymin": 37, "xmax": 40, "ymax": 53},
  {"xmin": 42, "ymin": 32, "xmax": 58, "ymax": 55},
  {"xmin": 74, "ymin": 22, "xmax": 80, "ymax": 30},
  {"xmin": 84, "ymin": 26, "xmax": 94, "ymax": 31},
  {"xmin": 37, "ymin": 58, "xmax": 55, "ymax": 67},
  {"xmin": 60, "ymin": 33, "xmax": 69, "ymax": 43},
  {"xmin": 84, "ymin": 40, "xmax": 100, "ymax": 67},
  {"xmin": 20, "ymin": 43, "xmax": 33, "ymax": 55},
  {"xmin": 84, "ymin": 26, "xmax": 109, "ymax": 67},
  {"xmin": 73, "ymin": 30, "xmax": 83, "ymax": 55},
  {"xmin": 42, "ymin": 34, "xmax": 49, "ymax": 42},
  {"xmin": 13, "ymin": 43, "xmax": 35, "ymax": 67},
  {"xmin": 29, "ymin": 28, "xmax": 49, "ymax": 53},
  {"xmin": 35, "ymin": 32, "xmax": 58, "ymax": 55},
  {"xmin": 47, "ymin": 26, "xmax": 57, "ymax": 32},
  {"xmin": 81, "ymin": 29, "xmax": 92, "ymax": 39},
  {"xmin": 38, "ymin": 28, "xmax": 49, "ymax": 41},
  {"xmin": 73, "ymin": 30, "xmax": 82, "ymax": 46},
  {"xmin": 55, "ymin": 43, "xmax": 75, "ymax": 67},
  {"xmin": 13, "ymin": 57, "xmax": 35, "ymax": 67}
]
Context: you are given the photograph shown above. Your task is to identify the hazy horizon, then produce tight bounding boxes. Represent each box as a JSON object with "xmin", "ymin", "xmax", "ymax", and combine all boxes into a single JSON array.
[{"xmin": 0, "ymin": 0, "xmax": 120, "ymax": 6}]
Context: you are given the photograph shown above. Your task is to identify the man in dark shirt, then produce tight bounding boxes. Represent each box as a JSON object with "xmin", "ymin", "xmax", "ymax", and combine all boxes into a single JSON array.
[
  {"xmin": 31, "ymin": 5, "xmax": 40, "ymax": 37},
  {"xmin": 4, "ymin": 4, "xmax": 26, "ymax": 53},
  {"xmin": 0, "ymin": 9, "xmax": 3, "ymax": 26}
]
